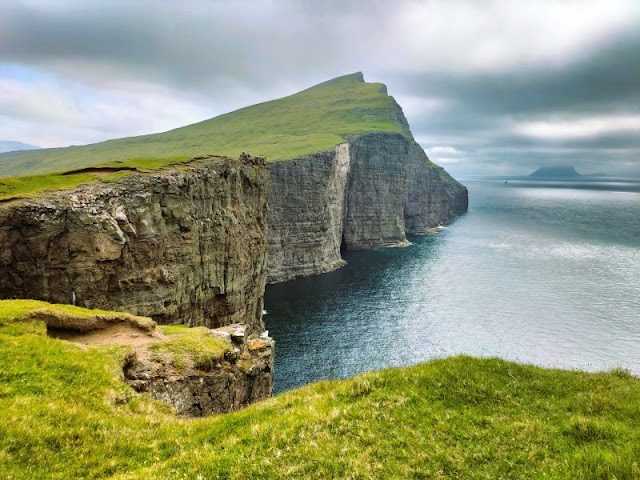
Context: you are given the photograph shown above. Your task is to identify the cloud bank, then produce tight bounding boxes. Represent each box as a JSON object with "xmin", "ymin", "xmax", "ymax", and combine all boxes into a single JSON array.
[{"xmin": 1, "ymin": 0, "xmax": 638, "ymax": 175}]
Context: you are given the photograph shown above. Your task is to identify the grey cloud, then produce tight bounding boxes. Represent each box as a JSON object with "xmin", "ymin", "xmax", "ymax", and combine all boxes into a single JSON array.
[
  {"xmin": 0, "ymin": 1, "xmax": 385, "ymax": 91},
  {"xmin": 394, "ymin": 31, "xmax": 640, "ymax": 176},
  {"xmin": 0, "ymin": 0, "xmax": 638, "ymax": 175},
  {"xmin": 399, "ymin": 31, "xmax": 640, "ymax": 120},
  {"xmin": 492, "ymin": 131, "xmax": 640, "ymax": 150},
  {"xmin": 1, "ymin": 4, "xmax": 265, "ymax": 87}
]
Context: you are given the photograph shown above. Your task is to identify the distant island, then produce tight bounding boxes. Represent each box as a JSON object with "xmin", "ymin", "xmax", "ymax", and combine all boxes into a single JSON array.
[
  {"xmin": 529, "ymin": 166, "xmax": 607, "ymax": 178},
  {"xmin": 529, "ymin": 166, "xmax": 581, "ymax": 177}
]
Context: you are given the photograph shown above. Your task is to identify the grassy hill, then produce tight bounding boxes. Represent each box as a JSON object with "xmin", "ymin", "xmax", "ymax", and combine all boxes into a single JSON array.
[
  {"xmin": 2, "ymin": 299, "xmax": 639, "ymax": 479},
  {"xmin": 0, "ymin": 72, "xmax": 410, "ymax": 179}
]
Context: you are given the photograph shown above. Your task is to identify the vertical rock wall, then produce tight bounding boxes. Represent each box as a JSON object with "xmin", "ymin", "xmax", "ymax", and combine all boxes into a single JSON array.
[
  {"xmin": 0, "ymin": 157, "xmax": 269, "ymax": 332},
  {"xmin": 267, "ymin": 144, "xmax": 351, "ymax": 283},
  {"xmin": 404, "ymin": 142, "xmax": 469, "ymax": 233},
  {"xmin": 342, "ymin": 133, "xmax": 411, "ymax": 250}
]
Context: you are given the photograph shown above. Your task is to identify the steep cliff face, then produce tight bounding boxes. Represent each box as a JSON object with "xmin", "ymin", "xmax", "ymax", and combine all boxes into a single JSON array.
[
  {"xmin": 342, "ymin": 133, "xmax": 411, "ymax": 250},
  {"xmin": 267, "ymin": 144, "xmax": 350, "ymax": 283},
  {"xmin": 404, "ymin": 142, "xmax": 469, "ymax": 233},
  {"xmin": 0, "ymin": 157, "xmax": 269, "ymax": 332},
  {"xmin": 266, "ymin": 133, "xmax": 468, "ymax": 283}
]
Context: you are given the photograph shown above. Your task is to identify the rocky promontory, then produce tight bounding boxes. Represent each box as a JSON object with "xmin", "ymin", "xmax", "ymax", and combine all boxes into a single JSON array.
[
  {"xmin": 0, "ymin": 73, "xmax": 468, "ymax": 287},
  {"xmin": 9, "ymin": 300, "xmax": 274, "ymax": 416},
  {"xmin": 124, "ymin": 323, "xmax": 274, "ymax": 416},
  {"xmin": 266, "ymin": 86, "xmax": 468, "ymax": 283},
  {"xmin": 0, "ymin": 73, "xmax": 468, "ymax": 416}
]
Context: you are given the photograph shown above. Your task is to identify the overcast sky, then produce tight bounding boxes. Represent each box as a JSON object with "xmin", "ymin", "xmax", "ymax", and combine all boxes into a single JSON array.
[{"xmin": 1, "ymin": 0, "xmax": 639, "ymax": 176}]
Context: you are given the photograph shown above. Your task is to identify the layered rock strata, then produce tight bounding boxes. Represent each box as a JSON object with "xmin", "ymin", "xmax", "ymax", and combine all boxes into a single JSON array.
[
  {"xmin": 266, "ymin": 133, "xmax": 468, "ymax": 283},
  {"xmin": 0, "ymin": 156, "xmax": 269, "ymax": 332},
  {"xmin": 342, "ymin": 133, "xmax": 412, "ymax": 250},
  {"xmin": 404, "ymin": 141, "xmax": 469, "ymax": 233}
]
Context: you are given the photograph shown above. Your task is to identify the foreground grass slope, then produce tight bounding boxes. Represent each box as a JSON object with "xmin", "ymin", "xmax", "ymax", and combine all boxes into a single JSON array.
[
  {"xmin": 1, "ymin": 300, "xmax": 638, "ymax": 479},
  {"xmin": 0, "ymin": 72, "xmax": 409, "ymax": 179}
]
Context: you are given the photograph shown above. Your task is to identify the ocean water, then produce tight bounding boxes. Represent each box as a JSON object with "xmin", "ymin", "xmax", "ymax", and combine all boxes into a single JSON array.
[{"xmin": 264, "ymin": 177, "xmax": 640, "ymax": 393}]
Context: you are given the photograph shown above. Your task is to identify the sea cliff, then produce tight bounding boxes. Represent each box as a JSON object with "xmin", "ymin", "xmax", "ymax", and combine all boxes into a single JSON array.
[
  {"xmin": 0, "ymin": 73, "xmax": 467, "ymax": 416},
  {"xmin": 0, "ymin": 73, "xmax": 467, "ymax": 288},
  {"xmin": 267, "ymin": 133, "xmax": 468, "ymax": 283}
]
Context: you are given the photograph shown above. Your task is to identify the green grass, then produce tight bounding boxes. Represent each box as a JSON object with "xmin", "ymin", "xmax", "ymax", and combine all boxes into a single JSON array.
[
  {"xmin": 0, "ymin": 172, "xmax": 98, "ymax": 202},
  {"xmin": 0, "ymin": 155, "xmax": 196, "ymax": 201},
  {"xmin": 1, "ymin": 300, "xmax": 639, "ymax": 479},
  {"xmin": 0, "ymin": 299, "xmax": 139, "ymax": 327},
  {"xmin": 0, "ymin": 72, "xmax": 410, "ymax": 179}
]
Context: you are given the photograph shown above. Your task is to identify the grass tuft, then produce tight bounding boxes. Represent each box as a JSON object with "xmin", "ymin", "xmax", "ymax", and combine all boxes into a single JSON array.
[{"xmin": 0, "ymin": 299, "xmax": 139, "ymax": 327}]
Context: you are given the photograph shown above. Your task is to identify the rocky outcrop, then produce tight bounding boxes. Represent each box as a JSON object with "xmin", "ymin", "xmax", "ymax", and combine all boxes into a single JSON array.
[
  {"xmin": 125, "ymin": 324, "xmax": 274, "ymax": 417},
  {"xmin": 25, "ymin": 303, "xmax": 274, "ymax": 416},
  {"xmin": 266, "ymin": 133, "xmax": 468, "ymax": 283},
  {"xmin": 0, "ymin": 156, "xmax": 269, "ymax": 332}
]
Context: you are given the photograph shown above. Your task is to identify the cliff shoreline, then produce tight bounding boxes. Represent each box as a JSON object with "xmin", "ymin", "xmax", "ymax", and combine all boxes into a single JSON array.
[{"xmin": 266, "ymin": 132, "xmax": 468, "ymax": 283}]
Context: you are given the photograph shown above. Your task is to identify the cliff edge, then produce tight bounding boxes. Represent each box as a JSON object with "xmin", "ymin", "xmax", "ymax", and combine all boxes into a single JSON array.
[{"xmin": 2, "ymin": 300, "xmax": 274, "ymax": 416}]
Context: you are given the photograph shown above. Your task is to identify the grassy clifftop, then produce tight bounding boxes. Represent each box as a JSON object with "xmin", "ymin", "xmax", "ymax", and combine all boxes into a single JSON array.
[
  {"xmin": 0, "ymin": 72, "xmax": 410, "ymax": 178},
  {"xmin": 2, "ymin": 299, "xmax": 638, "ymax": 479}
]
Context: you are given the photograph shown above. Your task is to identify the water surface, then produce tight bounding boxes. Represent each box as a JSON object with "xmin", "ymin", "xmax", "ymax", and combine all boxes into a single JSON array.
[{"xmin": 265, "ymin": 177, "xmax": 640, "ymax": 393}]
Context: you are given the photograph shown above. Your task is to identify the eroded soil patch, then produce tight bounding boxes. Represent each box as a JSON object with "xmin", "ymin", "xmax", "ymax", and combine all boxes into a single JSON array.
[{"xmin": 48, "ymin": 323, "xmax": 163, "ymax": 346}]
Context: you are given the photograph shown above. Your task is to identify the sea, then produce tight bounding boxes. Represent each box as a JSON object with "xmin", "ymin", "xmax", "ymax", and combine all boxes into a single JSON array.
[{"xmin": 264, "ymin": 176, "xmax": 640, "ymax": 393}]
